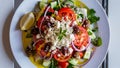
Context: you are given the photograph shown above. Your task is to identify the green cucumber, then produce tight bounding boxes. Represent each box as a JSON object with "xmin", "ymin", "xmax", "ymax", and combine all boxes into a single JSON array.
[
  {"xmin": 83, "ymin": 48, "xmax": 92, "ymax": 59},
  {"xmin": 43, "ymin": 60, "xmax": 51, "ymax": 67},
  {"xmin": 50, "ymin": 1, "xmax": 57, "ymax": 9},
  {"xmin": 68, "ymin": 58, "xmax": 78, "ymax": 65}
]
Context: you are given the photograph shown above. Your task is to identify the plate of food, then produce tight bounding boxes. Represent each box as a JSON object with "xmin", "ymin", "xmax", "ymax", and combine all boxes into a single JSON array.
[{"xmin": 10, "ymin": 0, "xmax": 110, "ymax": 68}]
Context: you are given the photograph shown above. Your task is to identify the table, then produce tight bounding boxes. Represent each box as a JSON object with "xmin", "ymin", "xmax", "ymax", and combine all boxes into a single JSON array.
[{"xmin": 0, "ymin": 0, "xmax": 109, "ymax": 68}]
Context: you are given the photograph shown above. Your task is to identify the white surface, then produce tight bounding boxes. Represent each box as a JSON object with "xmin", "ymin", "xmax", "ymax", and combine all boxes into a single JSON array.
[
  {"xmin": 10, "ymin": 0, "xmax": 109, "ymax": 68},
  {"xmin": 109, "ymin": 0, "xmax": 120, "ymax": 68},
  {"xmin": 0, "ymin": 0, "xmax": 14, "ymax": 68}
]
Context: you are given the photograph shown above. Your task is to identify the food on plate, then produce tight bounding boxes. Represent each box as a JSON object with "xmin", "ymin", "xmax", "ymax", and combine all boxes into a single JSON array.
[{"xmin": 20, "ymin": 0, "xmax": 102, "ymax": 68}]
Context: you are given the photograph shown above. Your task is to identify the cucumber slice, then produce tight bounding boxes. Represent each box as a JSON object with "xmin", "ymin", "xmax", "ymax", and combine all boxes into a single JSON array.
[
  {"xmin": 50, "ymin": 1, "xmax": 57, "ymax": 9},
  {"xmin": 83, "ymin": 48, "xmax": 92, "ymax": 59},
  {"xmin": 43, "ymin": 60, "xmax": 51, "ymax": 67},
  {"xmin": 69, "ymin": 58, "xmax": 78, "ymax": 65}
]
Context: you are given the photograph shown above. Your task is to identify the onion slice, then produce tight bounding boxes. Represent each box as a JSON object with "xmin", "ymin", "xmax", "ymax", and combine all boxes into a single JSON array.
[{"xmin": 39, "ymin": 6, "xmax": 50, "ymax": 34}]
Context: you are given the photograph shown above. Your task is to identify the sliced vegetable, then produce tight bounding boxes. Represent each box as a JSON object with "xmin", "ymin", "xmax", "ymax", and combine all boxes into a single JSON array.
[
  {"xmin": 83, "ymin": 48, "xmax": 92, "ymax": 59},
  {"xmin": 54, "ymin": 50, "xmax": 72, "ymax": 62},
  {"xmin": 50, "ymin": 1, "xmax": 57, "ymax": 9},
  {"xmin": 43, "ymin": 60, "xmax": 51, "ymax": 67},
  {"xmin": 68, "ymin": 58, "xmax": 78, "ymax": 65},
  {"xmin": 58, "ymin": 7, "xmax": 76, "ymax": 21},
  {"xmin": 58, "ymin": 61, "xmax": 69, "ymax": 68},
  {"xmin": 72, "ymin": 26, "xmax": 89, "ymax": 51}
]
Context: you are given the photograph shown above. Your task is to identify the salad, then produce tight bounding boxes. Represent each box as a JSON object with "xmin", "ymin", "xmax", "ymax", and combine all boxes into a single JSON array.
[{"xmin": 20, "ymin": 0, "xmax": 102, "ymax": 68}]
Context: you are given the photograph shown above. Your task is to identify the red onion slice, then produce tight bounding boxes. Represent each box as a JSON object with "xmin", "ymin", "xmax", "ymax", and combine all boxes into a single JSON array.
[
  {"xmin": 72, "ymin": 37, "xmax": 91, "ymax": 52},
  {"xmin": 39, "ymin": 6, "xmax": 50, "ymax": 34}
]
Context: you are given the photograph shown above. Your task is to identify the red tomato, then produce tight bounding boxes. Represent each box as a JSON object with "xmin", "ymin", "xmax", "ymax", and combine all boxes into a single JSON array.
[
  {"xmin": 79, "ymin": 52, "xmax": 84, "ymax": 58},
  {"xmin": 45, "ymin": 6, "xmax": 54, "ymax": 13},
  {"xmin": 58, "ymin": 62, "xmax": 69, "ymax": 68},
  {"xmin": 48, "ymin": 7, "xmax": 54, "ymax": 13},
  {"xmin": 58, "ymin": 7, "xmax": 76, "ymax": 21},
  {"xmin": 34, "ymin": 40, "xmax": 48, "ymax": 57},
  {"xmin": 54, "ymin": 51, "xmax": 72, "ymax": 62},
  {"xmin": 37, "ymin": 17, "xmax": 48, "ymax": 32},
  {"xmin": 35, "ymin": 39, "xmax": 44, "ymax": 51},
  {"xmin": 73, "ymin": 26, "xmax": 89, "ymax": 47}
]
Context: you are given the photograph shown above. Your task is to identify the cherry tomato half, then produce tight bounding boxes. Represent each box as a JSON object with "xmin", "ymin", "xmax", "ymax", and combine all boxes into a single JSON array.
[{"xmin": 73, "ymin": 26, "xmax": 89, "ymax": 47}]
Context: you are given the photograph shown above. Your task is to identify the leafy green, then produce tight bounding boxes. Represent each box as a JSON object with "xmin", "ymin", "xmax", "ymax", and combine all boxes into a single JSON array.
[
  {"xmin": 88, "ymin": 9, "xmax": 100, "ymax": 24},
  {"xmin": 92, "ymin": 37, "xmax": 102, "ymax": 46},
  {"xmin": 67, "ymin": 63, "xmax": 74, "ymax": 68},
  {"xmin": 49, "ymin": 58, "xmax": 58, "ymax": 68},
  {"xmin": 58, "ymin": 27, "xmax": 67, "ymax": 41}
]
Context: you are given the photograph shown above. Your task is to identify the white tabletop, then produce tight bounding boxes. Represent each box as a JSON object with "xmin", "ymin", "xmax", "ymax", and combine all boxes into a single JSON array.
[
  {"xmin": 0, "ymin": 0, "xmax": 120, "ymax": 68},
  {"xmin": 0, "ymin": 0, "xmax": 14, "ymax": 68}
]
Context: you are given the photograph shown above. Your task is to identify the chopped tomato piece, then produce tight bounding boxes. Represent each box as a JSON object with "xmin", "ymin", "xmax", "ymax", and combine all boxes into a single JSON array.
[
  {"xmin": 58, "ymin": 61, "xmax": 69, "ymax": 68},
  {"xmin": 54, "ymin": 50, "xmax": 72, "ymax": 62}
]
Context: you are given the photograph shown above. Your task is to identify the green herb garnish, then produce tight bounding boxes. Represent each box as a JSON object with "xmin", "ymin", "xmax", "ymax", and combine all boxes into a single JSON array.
[
  {"xmin": 50, "ymin": 58, "xmax": 58, "ymax": 68},
  {"xmin": 58, "ymin": 27, "xmax": 67, "ymax": 41},
  {"xmin": 92, "ymin": 37, "xmax": 102, "ymax": 46},
  {"xmin": 88, "ymin": 9, "xmax": 100, "ymax": 24}
]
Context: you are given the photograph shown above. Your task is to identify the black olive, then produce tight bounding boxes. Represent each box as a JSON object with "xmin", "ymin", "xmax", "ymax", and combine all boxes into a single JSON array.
[
  {"xmin": 25, "ymin": 45, "xmax": 36, "ymax": 56},
  {"xmin": 31, "ymin": 28, "xmax": 39, "ymax": 35},
  {"xmin": 61, "ymin": 46, "xmax": 69, "ymax": 55},
  {"xmin": 44, "ymin": 42, "xmax": 52, "ymax": 52},
  {"xmin": 73, "ymin": 25, "xmax": 80, "ymax": 34},
  {"xmin": 82, "ymin": 19, "xmax": 90, "ymax": 29},
  {"xmin": 25, "ymin": 46, "xmax": 33, "ymax": 56}
]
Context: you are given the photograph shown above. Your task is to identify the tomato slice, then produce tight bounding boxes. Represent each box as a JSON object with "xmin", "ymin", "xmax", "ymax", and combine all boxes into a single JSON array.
[
  {"xmin": 58, "ymin": 7, "xmax": 76, "ymax": 21},
  {"xmin": 73, "ymin": 26, "xmax": 89, "ymax": 47},
  {"xmin": 35, "ymin": 40, "xmax": 52, "ymax": 58},
  {"xmin": 58, "ymin": 61, "xmax": 69, "ymax": 68},
  {"xmin": 54, "ymin": 50, "xmax": 72, "ymax": 62}
]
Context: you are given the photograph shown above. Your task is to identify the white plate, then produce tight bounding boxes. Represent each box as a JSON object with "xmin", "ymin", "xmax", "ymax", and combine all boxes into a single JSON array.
[{"xmin": 10, "ymin": 0, "xmax": 110, "ymax": 68}]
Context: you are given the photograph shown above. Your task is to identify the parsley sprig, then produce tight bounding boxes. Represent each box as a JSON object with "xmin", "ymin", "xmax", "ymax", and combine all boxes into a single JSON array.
[
  {"xmin": 88, "ymin": 9, "xmax": 100, "ymax": 24},
  {"xmin": 58, "ymin": 27, "xmax": 67, "ymax": 41}
]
